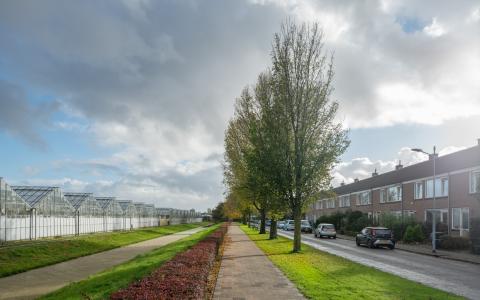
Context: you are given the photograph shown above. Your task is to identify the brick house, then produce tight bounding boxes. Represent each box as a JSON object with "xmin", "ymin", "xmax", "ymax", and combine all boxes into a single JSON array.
[{"xmin": 306, "ymin": 140, "xmax": 480, "ymax": 237}]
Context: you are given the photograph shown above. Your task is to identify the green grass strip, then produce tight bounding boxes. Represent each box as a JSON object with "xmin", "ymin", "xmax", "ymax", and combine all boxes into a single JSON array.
[
  {"xmin": 0, "ymin": 222, "xmax": 209, "ymax": 277},
  {"xmin": 241, "ymin": 225, "xmax": 463, "ymax": 300},
  {"xmin": 40, "ymin": 224, "xmax": 220, "ymax": 300}
]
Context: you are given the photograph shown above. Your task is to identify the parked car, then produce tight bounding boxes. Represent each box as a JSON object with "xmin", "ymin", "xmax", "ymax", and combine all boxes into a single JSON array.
[
  {"xmin": 277, "ymin": 220, "xmax": 286, "ymax": 229},
  {"xmin": 301, "ymin": 220, "xmax": 313, "ymax": 233},
  {"xmin": 314, "ymin": 223, "xmax": 336, "ymax": 239},
  {"xmin": 284, "ymin": 220, "xmax": 295, "ymax": 231},
  {"xmin": 356, "ymin": 227, "xmax": 395, "ymax": 249},
  {"xmin": 266, "ymin": 220, "xmax": 272, "ymax": 227}
]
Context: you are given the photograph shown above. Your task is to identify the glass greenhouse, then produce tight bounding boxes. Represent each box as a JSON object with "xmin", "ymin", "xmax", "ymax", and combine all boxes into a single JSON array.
[
  {"xmin": 65, "ymin": 193, "xmax": 103, "ymax": 234},
  {"xmin": 12, "ymin": 185, "xmax": 76, "ymax": 239},
  {"xmin": 117, "ymin": 200, "xmax": 138, "ymax": 230},
  {"xmin": 1, "ymin": 178, "xmax": 202, "ymax": 243},
  {"xmin": 95, "ymin": 197, "xmax": 124, "ymax": 232}
]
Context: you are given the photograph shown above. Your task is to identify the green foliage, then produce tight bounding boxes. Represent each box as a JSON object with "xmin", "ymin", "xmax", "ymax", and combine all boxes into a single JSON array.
[
  {"xmin": 0, "ymin": 223, "xmax": 206, "ymax": 278},
  {"xmin": 241, "ymin": 225, "xmax": 461, "ymax": 300},
  {"xmin": 439, "ymin": 236, "xmax": 471, "ymax": 250},
  {"xmin": 403, "ymin": 224, "xmax": 425, "ymax": 243},
  {"xmin": 315, "ymin": 212, "xmax": 344, "ymax": 229},
  {"xmin": 378, "ymin": 213, "xmax": 417, "ymax": 240},
  {"xmin": 40, "ymin": 225, "xmax": 220, "ymax": 300},
  {"xmin": 212, "ymin": 202, "xmax": 226, "ymax": 223},
  {"xmin": 224, "ymin": 20, "xmax": 350, "ymax": 253}
]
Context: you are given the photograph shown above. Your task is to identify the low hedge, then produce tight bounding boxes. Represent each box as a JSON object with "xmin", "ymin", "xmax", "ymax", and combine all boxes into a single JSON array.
[
  {"xmin": 403, "ymin": 224, "xmax": 425, "ymax": 243},
  {"xmin": 111, "ymin": 224, "xmax": 228, "ymax": 300},
  {"xmin": 439, "ymin": 235, "xmax": 470, "ymax": 250}
]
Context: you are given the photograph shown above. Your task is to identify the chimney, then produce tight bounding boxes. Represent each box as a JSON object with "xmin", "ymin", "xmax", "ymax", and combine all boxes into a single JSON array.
[
  {"xmin": 354, "ymin": 178, "xmax": 359, "ymax": 183},
  {"xmin": 395, "ymin": 160, "xmax": 403, "ymax": 170},
  {"xmin": 372, "ymin": 168, "xmax": 378, "ymax": 177}
]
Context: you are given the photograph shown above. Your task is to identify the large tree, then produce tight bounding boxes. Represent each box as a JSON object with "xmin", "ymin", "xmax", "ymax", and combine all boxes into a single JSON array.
[
  {"xmin": 269, "ymin": 21, "xmax": 349, "ymax": 252},
  {"xmin": 224, "ymin": 75, "xmax": 279, "ymax": 234}
]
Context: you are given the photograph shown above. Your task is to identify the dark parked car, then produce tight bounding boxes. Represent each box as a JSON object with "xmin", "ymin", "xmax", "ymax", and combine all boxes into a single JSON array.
[
  {"xmin": 301, "ymin": 220, "xmax": 313, "ymax": 233},
  {"xmin": 356, "ymin": 227, "xmax": 395, "ymax": 249}
]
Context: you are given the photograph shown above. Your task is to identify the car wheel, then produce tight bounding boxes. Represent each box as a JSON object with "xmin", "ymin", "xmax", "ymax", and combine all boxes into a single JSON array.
[
  {"xmin": 389, "ymin": 245, "xmax": 395, "ymax": 250},
  {"xmin": 356, "ymin": 238, "xmax": 360, "ymax": 246},
  {"xmin": 368, "ymin": 240, "xmax": 374, "ymax": 249},
  {"xmin": 333, "ymin": 236, "xmax": 336, "ymax": 239}
]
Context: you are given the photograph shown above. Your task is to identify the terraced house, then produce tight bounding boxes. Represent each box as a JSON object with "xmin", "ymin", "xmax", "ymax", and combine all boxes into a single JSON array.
[{"xmin": 306, "ymin": 140, "xmax": 480, "ymax": 237}]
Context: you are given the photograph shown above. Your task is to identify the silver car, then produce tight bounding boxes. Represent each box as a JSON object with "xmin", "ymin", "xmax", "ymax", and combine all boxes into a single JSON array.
[
  {"xmin": 314, "ymin": 223, "xmax": 337, "ymax": 239},
  {"xmin": 284, "ymin": 220, "xmax": 295, "ymax": 231}
]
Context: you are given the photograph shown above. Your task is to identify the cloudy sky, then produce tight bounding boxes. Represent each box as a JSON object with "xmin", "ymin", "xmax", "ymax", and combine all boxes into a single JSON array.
[{"xmin": 0, "ymin": 0, "xmax": 479, "ymax": 210}]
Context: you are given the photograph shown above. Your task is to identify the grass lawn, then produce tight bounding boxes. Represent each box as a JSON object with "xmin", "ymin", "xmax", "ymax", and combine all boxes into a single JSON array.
[
  {"xmin": 0, "ymin": 222, "xmax": 209, "ymax": 278},
  {"xmin": 40, "ymin": 224, "xmax": 220, "ymax": 300},
  {"xmin": 241, "ymin": 225, "xmax": 462, "ymax": 300}
]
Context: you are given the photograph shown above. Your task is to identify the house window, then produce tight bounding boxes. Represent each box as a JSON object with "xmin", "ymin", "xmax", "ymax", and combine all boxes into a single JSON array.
[
  {"xmin": 425, "ymin": 177, "xmax": 448, "ymax": 198},
  {"xmin": 391, "ymin": 211, "xmax": 402, "ymax": 218},
  {"xmin": 387, "ymin": 185, "xmax": 402, "ymax": 202},
  {"xmin": 470, "ymin": 170, "xmax": 480, "ymax": 194},
  {"xmin": 414, "ymin": 182, "xmax": 423, "ymax": 199},
  {"xmin": 356, "ymin": 191, "xmax": 371, "ymax": 206},
  {"xmin": 452, "ymin": 208, "xmax": 469, "ymax": 230},
  {"xmin": 324, "ymin": 199, "xmax": 335, "ymax": 209},
  {"xmin": 379, "ymin": 189, "xmax": 386, "ymax": 203},
  {"xmin": 403, "ymin": 210, "xmax": 416, "ymax": 217},
  {"xmin": 425, "ymin": 209, "xmax": 448, "ymax": 224},
  {"xmin": 338, "ymin": 195, "xmax": 350, "ymax": 208},
  {"xmin": 380, "ymin": 185, "xmax": 402, "ymax": 203}
]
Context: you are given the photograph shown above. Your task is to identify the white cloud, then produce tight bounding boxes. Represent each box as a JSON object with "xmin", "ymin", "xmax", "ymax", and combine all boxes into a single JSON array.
[
  {"xmin": 423, "ymin": 17, "xmax": 447, "ymax": 37},
  {"xmin": 1, "ymin": 1, "xmax": 479, "ymax": 210}
]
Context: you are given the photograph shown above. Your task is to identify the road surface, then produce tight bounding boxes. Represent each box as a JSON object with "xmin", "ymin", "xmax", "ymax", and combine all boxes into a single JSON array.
[{"xmin": 279, "ymin": 230, "xmax": 480, "ymax": 300}]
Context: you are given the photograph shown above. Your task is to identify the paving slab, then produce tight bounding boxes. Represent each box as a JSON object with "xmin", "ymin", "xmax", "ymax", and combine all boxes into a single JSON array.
[
  {"xmin": 214, "ymin": 224, "xmax": 304, "ymax": 300},
  {"xmin": 0, "ymin": 226, "xmax": 206, "ymax": 300}
]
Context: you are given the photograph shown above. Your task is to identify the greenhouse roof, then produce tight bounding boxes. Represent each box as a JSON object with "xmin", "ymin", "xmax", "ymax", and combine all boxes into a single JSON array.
[
  {"xmin": 64, "ymin": 193, "xmax": 94, "ymax": 209},
  {"xmin": 11, "ymin": 186, "xmax": 56, "ymax": 207},
  {"xmin": 95, "ymin": 197, "xmax": 116, "ymax": 209},
  {"xmin": 117, "ymin": 200, "xmax": 134, "ymax": 211}
]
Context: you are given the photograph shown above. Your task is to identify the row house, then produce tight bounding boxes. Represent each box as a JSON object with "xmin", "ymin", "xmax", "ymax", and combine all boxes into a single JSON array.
[{"xmin": 306, "ymin": 140, "xmax": 480, "ymax": 237}]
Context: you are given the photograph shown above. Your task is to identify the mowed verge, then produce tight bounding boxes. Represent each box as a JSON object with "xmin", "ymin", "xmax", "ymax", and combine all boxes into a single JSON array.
[
  {"xmin": 241, "ymin": 225, "xmax": 462, "ymax": 300},
  {"xmin": 40, "ymin": 224, "xmax": 221, "ymax": 300},
  {"xmin": 0, "ymin": 222, "xmax": 208, "ymax": 277}
]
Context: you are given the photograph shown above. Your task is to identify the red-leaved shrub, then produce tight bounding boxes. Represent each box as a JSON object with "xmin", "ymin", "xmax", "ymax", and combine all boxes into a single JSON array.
[{"xmin": 111, "ymin": 224, "xmax": 228, "ymax": 300}]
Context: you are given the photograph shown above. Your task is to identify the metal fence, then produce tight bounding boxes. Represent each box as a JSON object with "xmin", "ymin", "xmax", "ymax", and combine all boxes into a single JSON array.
[{"xmin": 0, "ymin": 178, "xmax": 203, "ymax": 244}]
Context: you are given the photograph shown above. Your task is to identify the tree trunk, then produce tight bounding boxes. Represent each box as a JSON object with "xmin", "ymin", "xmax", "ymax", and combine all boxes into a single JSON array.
[
  {"xmin": 269, "ymin": 217, "xmax": 278, "ymax": 239},
  {"xmin": 259, "ymin": 209, "xmax": 266, "ymax": 234},
  {"xmin": 293, "ymin": 205, "xmax": 302, "ymax": 252}
]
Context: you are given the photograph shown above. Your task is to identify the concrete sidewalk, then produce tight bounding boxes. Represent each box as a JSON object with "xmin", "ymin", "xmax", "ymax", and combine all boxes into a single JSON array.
[
  {"xmin": 0, "ymin": 226, "xmax": 206, "ymax": 300},
  {"xmin": 214, "ymin": 224, "xmax": 304, "ymax": 300}
]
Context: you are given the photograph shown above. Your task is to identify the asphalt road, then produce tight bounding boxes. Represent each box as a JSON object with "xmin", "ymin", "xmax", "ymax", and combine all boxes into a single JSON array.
[{"xmin": 278, "ymin": 230, "xmax": 480, "ymax": 300}]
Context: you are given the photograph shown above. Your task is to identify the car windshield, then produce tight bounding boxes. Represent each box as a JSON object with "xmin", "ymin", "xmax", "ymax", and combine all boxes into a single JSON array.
[
  {"xmin": 301, "ymin": 221, "xmax": 310, "ymax": 226},
  {"xmin": 374, "ymin": 229, "xmax": 391, "ymax": 235},
  {"xmin": 323, "ymin": 225, "xmax": 335, "ymax": 229}
]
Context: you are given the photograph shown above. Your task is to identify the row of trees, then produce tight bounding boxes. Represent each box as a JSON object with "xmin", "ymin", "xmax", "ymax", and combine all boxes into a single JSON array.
[{"xmin": 223, "ymin": 20, "xmax": 349, "ymax": 252}]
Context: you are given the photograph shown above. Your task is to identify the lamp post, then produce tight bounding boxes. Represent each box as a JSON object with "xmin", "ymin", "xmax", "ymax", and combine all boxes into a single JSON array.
[{"xmin": 412, "ymin": 146, "xmax": 437, "ymax": 254}]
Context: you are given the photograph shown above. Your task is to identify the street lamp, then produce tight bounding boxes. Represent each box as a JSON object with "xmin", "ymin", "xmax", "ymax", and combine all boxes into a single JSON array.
[{"xmin": 411, "ymin": 146, "xmax": 437, "ymax": 254}]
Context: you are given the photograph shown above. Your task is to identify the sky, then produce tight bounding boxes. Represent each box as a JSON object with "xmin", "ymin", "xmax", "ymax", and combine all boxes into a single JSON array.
[{"xmin": 0, "ymin": 0, "xmax": 479, "ymax": 211}]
